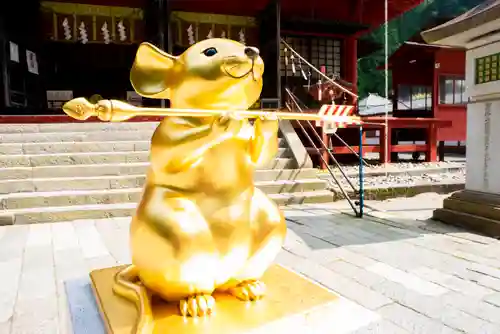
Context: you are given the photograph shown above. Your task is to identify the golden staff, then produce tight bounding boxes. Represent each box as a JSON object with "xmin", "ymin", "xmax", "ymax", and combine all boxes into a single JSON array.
[{"xmin": 62, "ymin": 98, "xmax": 362, "ymax": 123}]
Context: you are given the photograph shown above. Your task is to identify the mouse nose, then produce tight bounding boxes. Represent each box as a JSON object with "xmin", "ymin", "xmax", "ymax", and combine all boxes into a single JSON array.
[{"xmin": 244, "ymin": 47, "xmax": 259, "ymax": 60}]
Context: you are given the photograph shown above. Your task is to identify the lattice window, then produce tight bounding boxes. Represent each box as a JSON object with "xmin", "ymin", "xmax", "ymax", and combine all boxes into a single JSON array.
[
  {"xmin": 476, "ymin": 53, "xmax": 500, "ymax": 84},
  {"xmin": 280, "ymin": 36, "xmax": 342, "ymax": 78},
  {"xmin": 310, "ymin": 38, "xmax": 342, "ymax": 79}
]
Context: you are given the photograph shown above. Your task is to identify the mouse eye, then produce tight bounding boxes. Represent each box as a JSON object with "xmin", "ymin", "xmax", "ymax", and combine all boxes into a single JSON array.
[{"xmin": 202, "ymin": 47, "xmax": 218, "ymax": 57}]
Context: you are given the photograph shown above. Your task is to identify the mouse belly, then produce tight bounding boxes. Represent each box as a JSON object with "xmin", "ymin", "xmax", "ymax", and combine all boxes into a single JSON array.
[
  {"xmin": 199, "ymin": 143, "xmax": 255, "ymax": 193},
  {"xmin": 152, "ymin": 141, "xmax": 256, "ymax": 195}
]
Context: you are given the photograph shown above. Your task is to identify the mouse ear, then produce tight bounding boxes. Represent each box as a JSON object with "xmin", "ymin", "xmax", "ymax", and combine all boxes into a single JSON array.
[{"xmin": 130, "ymin": 42, "xmax": 178, "ymax": 99}]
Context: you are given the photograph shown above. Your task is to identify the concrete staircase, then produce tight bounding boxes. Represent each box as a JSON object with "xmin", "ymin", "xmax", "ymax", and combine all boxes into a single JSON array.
[{"xmin": 0, "ymin": 121, "xmax": 332, "ymax": 224}]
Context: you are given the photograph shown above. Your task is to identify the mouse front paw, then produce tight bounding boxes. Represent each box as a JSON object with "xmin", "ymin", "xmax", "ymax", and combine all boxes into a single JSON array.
[
  {"xmin": 179, "ymin": 294, "xmax": 215, "ymax": 317},
  {"xmin": 229, "ymin": 280, "xmax": 266, "ymax": 301}
]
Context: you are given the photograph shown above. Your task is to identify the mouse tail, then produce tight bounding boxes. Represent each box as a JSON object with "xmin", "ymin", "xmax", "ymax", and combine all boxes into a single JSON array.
[{"xmin": 113, "ymin": 265, "xmax": 155, "ymax": 334}]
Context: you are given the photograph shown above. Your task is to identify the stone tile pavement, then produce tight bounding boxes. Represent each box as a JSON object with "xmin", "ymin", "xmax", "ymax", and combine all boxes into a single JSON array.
[{"xmin": 3, "ymin": 193, "xmax": 500, "ymax": 333}]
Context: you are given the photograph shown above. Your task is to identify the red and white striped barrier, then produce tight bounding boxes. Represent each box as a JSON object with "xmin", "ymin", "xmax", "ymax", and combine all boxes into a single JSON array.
[{"xmin": 315, "ymin": 104, "xmax": 358, "ymax": 132}]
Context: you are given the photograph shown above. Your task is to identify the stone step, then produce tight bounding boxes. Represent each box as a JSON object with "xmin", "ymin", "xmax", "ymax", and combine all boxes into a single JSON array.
[
  {"xmin": 0, "ymin": 179, "xmax": 327, "ymax": 210},
  {"xmin": 0, "ymin": 122, "xmax": 160, "ymax": 133},
  {"xmin": 0, "ymin": 129, "xmax": 288, "ymax": 145},
  {"xmin": 0, "ymin": 168, "xmax": 319, "ymax": 193},
  {"xmin": 0, "ymin": 138, "xmax": 288, "ymax": 154},
  {"xmin": 1, "ymin": 190, "xmax": 334, "ymax": 224},
  {"xmin": 0, "ymin": 130, "xmax": 154, "ymax": 143},
  {"xmin": 0, "ymin": 162, "xmax": 151, "ymax": 180},
  {"xmin": 442, "ymin": 197, "xmax": 500, "ymax": 222},
  {"xmin": 433, "ymin": 208, "xmax": 500, "ymax": 237},
  {"xmin": 0, "ymin": 140, "xmax": 151, "ymax": 154},
  {"xmin": 270, "ymin": 190, "xmax": 333, "ymax": 205},
  {"xmin": 0, "ymin": 151, "xmax": 294, "ymax": 168}
]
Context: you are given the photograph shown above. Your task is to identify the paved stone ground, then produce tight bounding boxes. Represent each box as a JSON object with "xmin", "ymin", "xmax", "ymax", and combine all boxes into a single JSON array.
[{"xmin": 3, "ymin": 193, "xmax": 500, "ymax": 333}]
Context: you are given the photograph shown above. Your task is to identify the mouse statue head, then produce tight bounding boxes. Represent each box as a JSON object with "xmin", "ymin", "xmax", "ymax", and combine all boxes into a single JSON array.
[{"xmin": 130, "ymin": 38, "xmax": 264, "ymax": 110}]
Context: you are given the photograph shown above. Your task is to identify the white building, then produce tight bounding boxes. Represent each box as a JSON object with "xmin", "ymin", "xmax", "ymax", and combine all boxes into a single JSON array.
[{"xmin": 422, "ymin": 0, "xmax": 500, "ymax": 236}]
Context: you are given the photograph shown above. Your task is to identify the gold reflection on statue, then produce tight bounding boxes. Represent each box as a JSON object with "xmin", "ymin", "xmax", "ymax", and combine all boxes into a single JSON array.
[{"xmin": 63, "ymin": 39, "xmax": 287, "ymax": 332}]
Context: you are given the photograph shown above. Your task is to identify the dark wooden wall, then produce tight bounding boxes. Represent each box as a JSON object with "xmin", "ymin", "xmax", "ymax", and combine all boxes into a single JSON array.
[
  {"xmin": 258, "ymin": 0, "xmax": 281, "ymax": 108},
  {"xmin": 0, "ymin": 0, "xmax": 45, "ymax": 113}
]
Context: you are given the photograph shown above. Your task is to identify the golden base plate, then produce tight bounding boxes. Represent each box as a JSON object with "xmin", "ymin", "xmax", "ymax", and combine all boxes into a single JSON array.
[{"xmin": 90, "ymin": 264, "xmax": 340, "ymax": 334}]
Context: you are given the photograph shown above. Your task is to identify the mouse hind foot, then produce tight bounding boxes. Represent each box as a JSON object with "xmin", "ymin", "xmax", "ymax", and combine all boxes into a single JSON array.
[
  {"xmin": 229, "ymin": 280, "xmax": 266, "ymax": 301},
  {"xmin": 179, "ymin": 294, "xmax": 216, "ymax": 317}
]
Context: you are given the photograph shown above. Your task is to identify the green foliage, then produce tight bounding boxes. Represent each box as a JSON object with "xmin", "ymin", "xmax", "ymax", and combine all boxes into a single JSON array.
[{"xmin": 357, "ymin": 0, "xmax": 484, "ymax": 98}]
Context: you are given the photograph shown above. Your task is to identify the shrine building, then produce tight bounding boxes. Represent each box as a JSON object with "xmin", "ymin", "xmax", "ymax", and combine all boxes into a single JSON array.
[
  {"xmin": 385, "ymin": 19, "xmax": 467, "ymax": 160},
  {"xmin": 0, "ymin": 0, "xmax": 424, "ymax": 120}
]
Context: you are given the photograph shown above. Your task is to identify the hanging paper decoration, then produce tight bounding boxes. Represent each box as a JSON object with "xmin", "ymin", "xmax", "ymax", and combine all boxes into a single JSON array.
[
  {"xmin": 298, "ymin": 58, "xmax": 307, "ymax": 80},
  {"xmin": 207, "ymin": 29, "xmax": 213, "ymax": 39},
  {"xmin": 187, "ymin": 25, "xmax": 195, "ymax": 45},
  {"xmin": 307, "ymin": 70, "xmax": 311, "ymax": 90},
  {"xmin": 239, "ymin": 29, "xmax": 245, "ymax": 44},
  {"xmin": 117, "ymin": 20, "xmax": 127, "ymax": 42},
  {"xmin": 62, "ymin": 18, "xmax": 72, "ymax": 41},
  {"xmin": 290, "ymin": 54, "xmax": 296, "ymax": 74},
  {"xmin": 78, "ymin": 22, "xmax": 88, "ymax": 44},
  {"xmin": 284, "ymin": 48, "xmax": 288, "ymax": 66},
  {"xmin": 301, "ymin": 68, "xmax": 307, "ymax": 81},
  {"xmin": 221, "ymin": 30, "xmax": 226, "ymax": 38},
  {"xmin": 101, "ymin": 22, "xmax": 111, "ymax": 44}
]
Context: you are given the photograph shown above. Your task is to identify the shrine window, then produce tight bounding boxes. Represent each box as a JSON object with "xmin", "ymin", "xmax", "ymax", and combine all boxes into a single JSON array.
[
  {"xmin": 438, "ymin": 76, "xmax": 465, "ymax": 105},
  {"xmin": 280, "ymin": 36, "xmax": 342, "ymax": 79},
  {"xmin": 475, "ymin": 53, "xmax": 499, "ymax": 84},
  {"xmin": 397, "ymin": 85, "xmax": 432, "ymax": 110}
]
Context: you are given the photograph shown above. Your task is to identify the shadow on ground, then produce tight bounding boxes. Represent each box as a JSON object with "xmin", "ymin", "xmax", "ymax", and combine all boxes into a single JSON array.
[{"xmin": 282, "ymin": 203, "xmax": 471, "ymax": 252}]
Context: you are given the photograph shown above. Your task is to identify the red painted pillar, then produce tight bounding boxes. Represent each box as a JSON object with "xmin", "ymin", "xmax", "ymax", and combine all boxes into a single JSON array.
[
  {"xmin": 362, "ymin": 131, "xmax": 367, "ymax": 159},
  {"xmin": 379, "ymin": 125, "xmax": 392, "ymax": 163},
  {"xmin": 321, "ymin": 129, "xmax": 330, "ymax": 170},
  {"xmin": 432, "ymin": 52, "xmax": 440, "ymax": 119},
  {"xmin": 426, "ymin": 124, "xmax": 438, "ymax": 162}
]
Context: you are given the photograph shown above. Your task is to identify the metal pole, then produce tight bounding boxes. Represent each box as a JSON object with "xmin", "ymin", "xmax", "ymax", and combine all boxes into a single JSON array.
[
  {"xmin": 384, "ymin": 0, "xmax": 389, "ymax": 173},
  {"xmin": 286, "ymin": 89, "xmax": 359, "ymax": 192},
  {"xmin": 284, "ymin": 102, "xmax": 359, "ymax": 216},
  {"xmin": 358, "ymin": 125, "xmax": 364, "ymax": 218}
]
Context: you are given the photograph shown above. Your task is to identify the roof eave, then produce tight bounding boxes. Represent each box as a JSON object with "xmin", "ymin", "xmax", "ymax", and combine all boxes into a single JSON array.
[{"xmin": 421, "ymin": 0, "xmax": 500, "ymax": 47}]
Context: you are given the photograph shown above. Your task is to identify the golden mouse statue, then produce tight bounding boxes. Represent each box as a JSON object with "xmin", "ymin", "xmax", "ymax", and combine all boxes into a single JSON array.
[{"xmin": 69, "ymin": 39, "xmax": 286, "ymax": 332}]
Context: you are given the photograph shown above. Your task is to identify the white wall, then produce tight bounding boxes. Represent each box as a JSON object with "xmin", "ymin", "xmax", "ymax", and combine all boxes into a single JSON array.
[
  {"xmin": 465, "ymin": 40, "xmax": 500, "ymax": 193},
  {"xmin": 466, "ymin": 41, "xmax": 500, "ymax": 101}
]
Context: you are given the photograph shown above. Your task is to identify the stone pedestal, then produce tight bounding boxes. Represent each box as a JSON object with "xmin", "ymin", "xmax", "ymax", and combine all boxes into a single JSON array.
[
  {"xmin": 89, "ymin": 264, "xmax": 349, "ymax": 334},
  {"xmin": 434, "ymin": 189, "xmax": 500, "ymax": 237}
]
